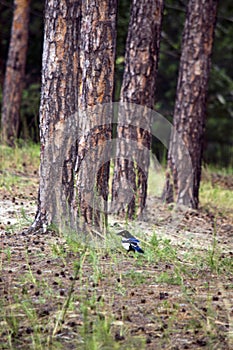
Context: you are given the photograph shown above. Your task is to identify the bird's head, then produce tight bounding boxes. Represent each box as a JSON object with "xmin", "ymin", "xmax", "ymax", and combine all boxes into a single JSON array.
[{"xmin": 116, "ymin": 230, "xmax": 133, "ymax": 239}]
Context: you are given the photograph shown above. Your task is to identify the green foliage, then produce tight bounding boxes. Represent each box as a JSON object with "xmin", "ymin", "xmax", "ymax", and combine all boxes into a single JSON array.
[
  {"xmin": 199, "ymin": 167, "xmax": 233, "ymax": 220},
  {"xmin": 206, "ymin": 0, "xmax": 233, "ymax": 166},
  {"xmin": 114, "ymin": 0, "xmax": 131, "ymax": 101},
  {"xmin": 156, "ymin": 0, "xmax": 186, "ymax": 115},
  {"xmin": 0, "ymin": 2, "xmax": 12, "ymax": 81},
  {"xmin": 0, "ymin": 142, "xmax": 40, "ymax": 195},
  {"xmin": 156, "ymin": 0, "xmax": 233, "ymax": 167},
  {"xmin": 20, "ymin": 84, "xmax": 40, "ymax": 142}
]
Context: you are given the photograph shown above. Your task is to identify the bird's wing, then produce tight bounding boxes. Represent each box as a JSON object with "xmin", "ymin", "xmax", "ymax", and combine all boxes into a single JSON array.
[
  {"xmin": 121, "ymin": 239, "xmax": 130, "ymax": 250},
  {"xmin": 133, "ymin": 245, "xmax": 144, "ymax": 253},
  {"xmin": 125, "ymin": 237, "xmax": 140, "ymax": 244}
]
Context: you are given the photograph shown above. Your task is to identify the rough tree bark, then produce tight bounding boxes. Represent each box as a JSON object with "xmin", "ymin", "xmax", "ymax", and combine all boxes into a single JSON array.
[
  {"xmin": 30, "ymin": 0, "xmax": 80, "ymax": 233},
  {"xmin": 111, "ymin": 0, "xmax": 164, "ymax": 218},
  {"xmin": 1, "ymin": 0, "xmax": 30, "ymax": 145},
  {"xmin": 31, "ymin": 0, "xmax": 117, "ymax": 233},
  {"xmin": 75, "ymin": 0, "xmax": 117, "ymax": 228},
  {"xmin": 163, "ymin": 0, "xmax": 218, "ymax": 209}
]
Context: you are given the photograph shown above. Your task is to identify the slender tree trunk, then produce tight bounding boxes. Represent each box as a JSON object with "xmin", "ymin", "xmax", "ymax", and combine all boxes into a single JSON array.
[
  {"xmin": 111, "ymin": 0, "xmax": 163, "ymax": 218},
  {"xmin": 75, "ymin": 0, "xmax": 117, "ymax": 229},
  {"xmin": 30, "ymin": 0, "xmax": 80, "ymax": 233},
  {"xmin": 163, "ymin": 0, "xmax": 218, "ymax": 209},
  {"xmin": 1, "ymin": 0, "xmax": 30, "ymax": 145}
]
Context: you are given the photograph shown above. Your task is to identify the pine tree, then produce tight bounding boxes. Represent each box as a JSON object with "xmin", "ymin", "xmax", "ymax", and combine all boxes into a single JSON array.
[
  {"xmin": 112, "ymin": 0, "xmax": 164, "ymax": 218},
  {"xmin": 163, "ymin": 0, "xmax": 218, "ymax": 208},
  {"xmin": 1, "ymin": 0, "xmax": 30, "ymax": 145}
]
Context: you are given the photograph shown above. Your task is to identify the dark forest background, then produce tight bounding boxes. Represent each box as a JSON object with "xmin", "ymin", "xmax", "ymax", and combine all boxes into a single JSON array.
[{"xmin": 0, "ymin": 0, "xmax": 232, "ymax": 167}]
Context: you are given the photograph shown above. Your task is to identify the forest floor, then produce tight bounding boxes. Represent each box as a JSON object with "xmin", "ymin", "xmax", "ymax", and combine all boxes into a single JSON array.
[{"xmin": 0, "ymin": 144, "xmax": 233, "ymax": 350}]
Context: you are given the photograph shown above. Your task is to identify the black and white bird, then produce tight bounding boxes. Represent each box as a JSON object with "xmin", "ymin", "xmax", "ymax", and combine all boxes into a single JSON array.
[{"xmin": 117, "ymin": 230, "xmax": 144, "ymax": 254}]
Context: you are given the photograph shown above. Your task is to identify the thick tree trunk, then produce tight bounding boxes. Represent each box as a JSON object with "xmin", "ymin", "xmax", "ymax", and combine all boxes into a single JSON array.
[
  {"xmin": 75, "ymin": 0, "xmax": 117, "ymax": 228},
  {"xmin": 163, "ymin": 0, "xmax": 218, "ymax": 209},
  {"xmin": 111, "ymin": 0, "xmax": 163, "ymax": 218},
  {"xmin": 1, "ymin": 0, "xmax": 30, "ymax": 145},
  {"xmin": 30, "ymin": 0, "xmax": 117, "ymax": 234},
  {"xmin": 31, "ymin": 0, "xmax": 80, "ymax": 233}
]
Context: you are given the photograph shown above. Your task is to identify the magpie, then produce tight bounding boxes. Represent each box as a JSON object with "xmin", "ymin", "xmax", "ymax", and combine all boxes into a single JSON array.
[{"xmin": 117, "ymin": 230, "xmax": 144, "ymax": 253}]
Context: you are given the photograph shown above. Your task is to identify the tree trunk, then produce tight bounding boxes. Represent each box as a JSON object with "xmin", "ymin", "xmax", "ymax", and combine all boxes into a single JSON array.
[
  {"xmin": 163, "ymin": 0, "xmax": 218, "ymax": 209},
  {"xmin": 31, "ymin": 0, "xmax": 117, "ymax": 234},
  {"xmin": 75, "ymin": 0, "xmax": 117, "ymax": 229},
  {"xmin": 1, "ymin": 0, "xmax": 30, "ymax": 145},
  {"xmin": 30, "ymin": 0, "xmax": 80, "ymax": 233},
  {"xmin": 111, "ymin": 0, "xmax": 164, "ymax": 218}
]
